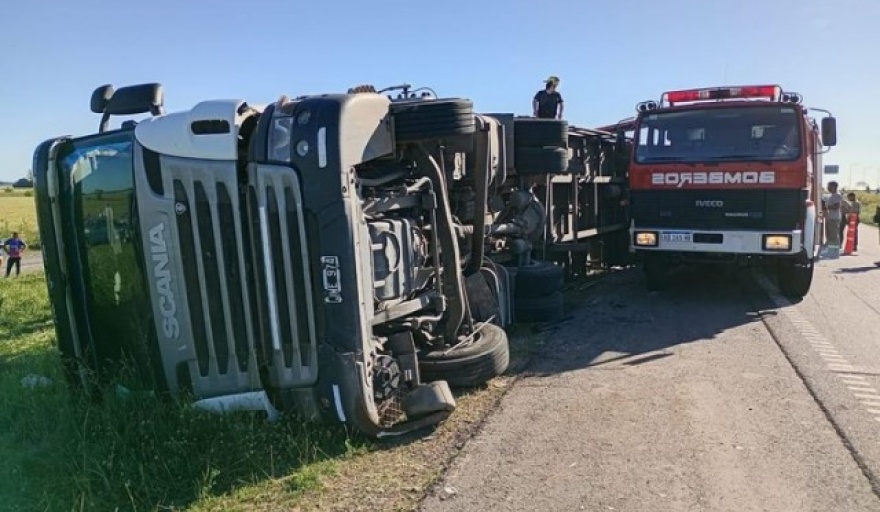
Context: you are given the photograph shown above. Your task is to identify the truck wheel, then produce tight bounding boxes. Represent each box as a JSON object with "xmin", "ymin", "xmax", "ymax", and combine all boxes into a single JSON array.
[
  {"xmin": 514, "ymin": 260, "xmax": 564, "ymax": 299},
  {"xmin": 514, "ymin": 147, "xmax": 569, "ymax": 175},
  {"xmin": 514, "ymin": 291, "xmax": 564, "ymax": 323},
  {"xmin": 643, "ymin": 254, "xmax": 667, "ymax": 291},
  {"xmin": 390, "ymin": 98, "xmax": 476, "ymax": 143},
  {"xmin": 418, "ymin": 323, "xmax": 510, "ymax": 388},
  {"xmin": 514, "ymin": 118, "xmax": 569, "ymax": 147},
  {"xmin": 777, "ymin": 258, "xmax": 814, "ymax": 299}
]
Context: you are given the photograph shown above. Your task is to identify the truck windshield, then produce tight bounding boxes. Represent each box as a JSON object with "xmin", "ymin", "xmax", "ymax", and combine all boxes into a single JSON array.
[
  {"xmin": 634, "ymin": 105, "xmax": 802, "ymax": 164},
  {"xmin": 57, "ymin": 131, "xmax": 156, "ymax": 378}
]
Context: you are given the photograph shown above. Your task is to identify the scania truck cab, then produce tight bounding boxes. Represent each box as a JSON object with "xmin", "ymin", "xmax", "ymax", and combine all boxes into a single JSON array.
[
  {"xmin": 627, "ymin": 85, "xmax": 837, "ymax": 297},
  {"xmin": 33, "ymin": 83, "xmax": 586, "ymax": 437}
]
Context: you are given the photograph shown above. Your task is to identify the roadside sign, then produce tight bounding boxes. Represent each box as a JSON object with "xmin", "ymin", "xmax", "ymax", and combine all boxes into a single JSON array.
[{"xmin": 824, "ymin": 164, "xmax": 839, "ymax": 175}]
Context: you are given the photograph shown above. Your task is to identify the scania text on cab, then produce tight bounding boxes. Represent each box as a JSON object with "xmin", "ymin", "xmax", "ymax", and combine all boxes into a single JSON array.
[{"xmin": 626, "ymin": 85, "xmax": 837, "ymax": 297}]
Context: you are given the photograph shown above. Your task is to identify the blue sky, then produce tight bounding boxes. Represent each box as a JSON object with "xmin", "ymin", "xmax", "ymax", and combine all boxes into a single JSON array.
[{"xmin": 1, "ymin": 0, "xmax": 877, "ymax": 186}]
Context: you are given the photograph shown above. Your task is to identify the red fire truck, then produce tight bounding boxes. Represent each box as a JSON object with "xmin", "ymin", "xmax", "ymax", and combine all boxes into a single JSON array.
[{"xmin": 626, "ymin": 85, "xmax": 837, "ymax": 297}]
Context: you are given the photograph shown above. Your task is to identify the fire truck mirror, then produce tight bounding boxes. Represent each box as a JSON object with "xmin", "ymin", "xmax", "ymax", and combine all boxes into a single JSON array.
[{"xmin": 821, "ymin": 117, "xmax": 837, "ymax": 147}]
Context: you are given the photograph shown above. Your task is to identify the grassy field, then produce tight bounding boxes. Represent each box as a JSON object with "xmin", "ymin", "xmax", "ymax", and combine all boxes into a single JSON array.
[
  {"xmin": 0, "ymin": 271, "xmax": 543, "ymax": 511},
  {"xmin": 855, "ymin": 191, "xmax": 880, "ymax": 225},
  {"xmin": 0, "ymin": 189, "xmax": 39, "ymax": 248}
]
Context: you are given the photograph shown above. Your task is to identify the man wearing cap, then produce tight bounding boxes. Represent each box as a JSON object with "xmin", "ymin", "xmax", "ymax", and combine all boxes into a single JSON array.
[{"xmin": 533, "ymin": 76, "xmax": 564, "ymax": 120}]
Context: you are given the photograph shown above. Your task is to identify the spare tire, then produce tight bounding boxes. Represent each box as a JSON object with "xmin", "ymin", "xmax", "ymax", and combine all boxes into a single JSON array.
[
  {"xmin": 418, "ymin": 323, "xmax": 510, "ymax": 388},
  {"xmin": 514, "ymin": 118, "xmax": 569, "ymax": 147},
  {"xmin": 390, "ymin": 98, "xmax": 476, "ymax": 143},
  {"xmin": 514, "ymin": 147, "xmax": 569, "ymax": 175},
  {"xmin": 514, "ymin": 260, "xmax": 564, "ymax": 299}
]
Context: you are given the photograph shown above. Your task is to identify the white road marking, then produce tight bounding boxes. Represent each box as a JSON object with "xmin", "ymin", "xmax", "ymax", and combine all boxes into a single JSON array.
[
  {"xmin": 756, "ymin": 275, "xmax": 880, "ymax": 431},
  {"xmin": 848, "ymin": 386, "xmax": 879, "ymax": 393}
]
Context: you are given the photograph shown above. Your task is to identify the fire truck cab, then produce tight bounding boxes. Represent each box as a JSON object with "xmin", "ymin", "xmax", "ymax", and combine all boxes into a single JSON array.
[{"xmin": 627, "ymin": 85, "xmax": 837, "ymax": 297}]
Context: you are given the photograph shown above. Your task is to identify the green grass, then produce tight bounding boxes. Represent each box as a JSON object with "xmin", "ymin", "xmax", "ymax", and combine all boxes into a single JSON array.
[
  {"xmin": 0, "ymin": 190, "xmax": 39, "ymax": 248},
  {"xmin": 855, "ymin": 191, "xmax": 880, "ymax": 226},
  {"xmin": 0, "ymin": 274, "xmax": 362, "ymax": 511},
  {"xmin": 0, "ymin": 272, "xmax": 535, "ymax": 511}
]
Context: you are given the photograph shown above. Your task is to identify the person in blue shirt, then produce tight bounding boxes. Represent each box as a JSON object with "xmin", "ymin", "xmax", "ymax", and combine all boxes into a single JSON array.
[{"xmin": 4, "ymin": 232, "xmax": 27, "ymax": 278}]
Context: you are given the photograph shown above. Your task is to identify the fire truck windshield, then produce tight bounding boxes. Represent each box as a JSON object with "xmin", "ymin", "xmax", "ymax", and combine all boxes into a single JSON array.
[{"xmin": 634, "ymin": 105, "xmax": 802, "ymax": 164}]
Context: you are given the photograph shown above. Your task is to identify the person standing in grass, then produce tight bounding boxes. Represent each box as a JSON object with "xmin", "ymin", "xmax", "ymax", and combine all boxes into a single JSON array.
[{"xmin": 4, "ymin": 232, "xmax": 26, "ymax": 278}]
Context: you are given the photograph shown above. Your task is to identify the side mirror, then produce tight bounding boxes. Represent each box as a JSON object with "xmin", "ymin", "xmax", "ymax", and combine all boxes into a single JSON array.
[
  {"xmin": 90, "ymin": 84, "xmax": 115, "ymax": 114},
  {"xmin": 821, "ymin": 116, "xmax": 837, "ymax": 147}
]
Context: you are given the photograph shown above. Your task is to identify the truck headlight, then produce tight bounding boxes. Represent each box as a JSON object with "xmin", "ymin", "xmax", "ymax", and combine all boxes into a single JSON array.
[
  {"xmin": 763, "ymin": 234, "xmax": 791, "ymax": 251},
  {"xmin": 268, "ymin": 116, "xmax": 293, "ymax": 162},
  {"xmin": 634, "ymin": 231, "xmax": 658, "ymax": 247}
]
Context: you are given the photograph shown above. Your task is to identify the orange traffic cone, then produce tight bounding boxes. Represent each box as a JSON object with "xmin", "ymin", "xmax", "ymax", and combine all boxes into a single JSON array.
[{"xmin": 843, "ymin": 213, "xmax": 858, "ymax": 255}]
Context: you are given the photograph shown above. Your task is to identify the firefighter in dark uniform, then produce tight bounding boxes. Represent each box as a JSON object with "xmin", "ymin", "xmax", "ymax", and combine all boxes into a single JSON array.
[{"xmin": 533, "ymin": 76, "xmax": 564, "ymax": 120}]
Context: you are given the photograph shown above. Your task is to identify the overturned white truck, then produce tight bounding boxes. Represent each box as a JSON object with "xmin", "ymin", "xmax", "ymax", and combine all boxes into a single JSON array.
[{"xmin": 33, "ymin": 83, "xmax": 629, "ymax": 437}]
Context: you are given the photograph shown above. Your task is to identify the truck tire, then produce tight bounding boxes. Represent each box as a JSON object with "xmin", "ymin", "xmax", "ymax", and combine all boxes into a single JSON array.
[
  {"xmin": 514, "ymin": 118, "xmax": 569, "ymax": 147},
  {"xmin": 514, "ymin": 147, "xmax": 569, "ymax": 175},
  {"xmin": 777, "ymin": 258, "xmax": 814, "ymax": 299},
  {"xmin": 418, "ymin": 323, "xmax": 510, "ymax": 388},
  {"xmin": 514, "ymin": 260, "xmax": 564, "ymax": 299},
  {"xmin": 514, "ymin": 291, "xmax": 564, "ymax": 323},
  {"xmin": 643, "ymin": 254, "xmax": 667, "ymax": 291},
  {"xmin": 390, "ymin": 99, "xmax": 476, "ymax": 143},
  {"xmin": 513, "ymin": 292, "xmax": 563, "ymax": 323}
]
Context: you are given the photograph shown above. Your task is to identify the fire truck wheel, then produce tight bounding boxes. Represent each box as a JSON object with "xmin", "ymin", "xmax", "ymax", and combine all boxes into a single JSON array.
[
  {"xmin": 390, "ymin": 98, "xmax": 476, "ymax": 143},
  {"xmin": 514, "ymin": 260, "xmax": 564, "ymax": 299},
  {"xmin": 418, "ymin": 323, "xmax": 510, "ymax": 388},
  {"xmin": 643, "ymin": 255, "xmax": 668, "ymax": 291},
  {"xmin": 514, "ymin": 291, "xmax": 564, "ymax": 323},
  {"xmin": 514, "ymin": 147, "xmax": 569, "ymax": 175},
  {"xmin": 777, "ymin": 257, "xmax": 814, "ymax": 299},
  {"xmin": 514, "ymin": 118, "xmax": 569, "ymax": 147}
]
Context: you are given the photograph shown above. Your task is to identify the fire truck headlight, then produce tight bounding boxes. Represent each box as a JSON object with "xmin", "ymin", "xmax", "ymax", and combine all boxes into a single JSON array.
[
  {"xmin": 763, "ymin": 234, "xmax": 792, "ymax": 251},
  {"xmin": 634, "ymin": 231, "xmax": 658, "ymax": 247}
]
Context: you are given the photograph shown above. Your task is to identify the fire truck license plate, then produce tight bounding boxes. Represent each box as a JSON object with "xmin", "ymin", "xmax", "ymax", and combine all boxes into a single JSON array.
[{"xmin": 662, "ymin": 232, "xmax": 692, "ymax": 243}]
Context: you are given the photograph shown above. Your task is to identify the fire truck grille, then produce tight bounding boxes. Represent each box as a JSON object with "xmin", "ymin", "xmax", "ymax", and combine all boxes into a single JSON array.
[{"xmin": 630, "ymin": 189, "xmax": 805, "ymax": 231}]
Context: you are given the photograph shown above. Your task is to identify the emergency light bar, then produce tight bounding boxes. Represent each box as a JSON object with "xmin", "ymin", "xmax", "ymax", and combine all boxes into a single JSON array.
[{"xmin": 662, "ymin": 85, "xmax": 781, "ymax": 106}]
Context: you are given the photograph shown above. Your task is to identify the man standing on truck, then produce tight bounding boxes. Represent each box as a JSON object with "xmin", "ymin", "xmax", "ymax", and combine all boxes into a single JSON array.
[
  {"xmin": 533, "ymin": 76, "xmax": 564, "ymax": 120},
  {"xmin": 4, "ymin": 232, "xmax": 26, "ymax": 278}
]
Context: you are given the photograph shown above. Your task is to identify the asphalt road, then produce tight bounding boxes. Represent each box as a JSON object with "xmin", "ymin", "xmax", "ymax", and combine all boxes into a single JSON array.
[
  {"xmin": 19, "ymin": 251, "xmax": 43, "ymax": 274},
  {"xmin": 1, "ymin": 251, "xmax": 43, "ymax": 276},
  {"xmin": 423, "ymin": 224, "xmax": 880, "ymax": 512}
]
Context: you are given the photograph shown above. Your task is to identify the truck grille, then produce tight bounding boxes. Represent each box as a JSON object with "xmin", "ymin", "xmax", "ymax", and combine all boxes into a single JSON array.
[
  {"xmin": 247, "ymin": 165, "xmax": 318, "ymax": 389},
  {"xmin": 630, "ymin": 189, "xmax": 804, "ymax": 231},
  {"xmin": 172, "ymin": 174, "xmax": 256, "ymax": 386}
]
